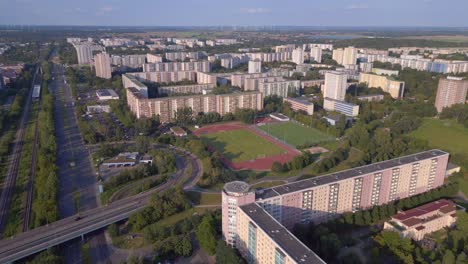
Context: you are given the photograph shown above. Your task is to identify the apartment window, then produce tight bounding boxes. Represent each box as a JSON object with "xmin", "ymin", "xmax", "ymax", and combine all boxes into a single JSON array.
[
  {"xmin": 371, "ymin": 173, "xmax": 382, "ymax": 206},
  {"xmin": 389, "ymin": 168, "xmax": 400, "ymax": 201},
  {"xmin": 352, "ymin": 177, "xmax": 363, "ymax": 212},
  {"xmin": 248, "ymin": 222, "xmax": 257, "ymax": 264},
  {"xmin": 427, "ymin": 158, "xmax": 438, "ymax": 189},
  {"xmin": 274, "ymin": 248, "xmax": 286, "ymax": 264},
  {"xmin": 328, "ymin": 183, "xmax": 340, "ymax": 214}
]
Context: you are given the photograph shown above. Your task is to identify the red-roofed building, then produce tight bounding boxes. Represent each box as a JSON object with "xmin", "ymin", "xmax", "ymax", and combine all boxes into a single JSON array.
[{"xmin": 384, "ymin": 199, "xmax": 457, "ymax": 241}]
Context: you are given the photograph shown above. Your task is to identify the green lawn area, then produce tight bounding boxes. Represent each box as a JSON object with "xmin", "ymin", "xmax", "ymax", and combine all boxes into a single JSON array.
[
  {"xmin": 185, "ymin": 191, "xmax": 221, "ymax": 206},
  {"xmin": 258, "ymin": 121, "xmax": 334, "ymax": 148},
  {"xmin": 411, "ymin": 118, "xmax": 468, "ymax": 157},
  {"xmin": 200, "ymin": 129, "xmax": 286, "ymax": 163},
  {"xmin": 411, "ymin": 118, "xmax": 468, "ymax": 196}
]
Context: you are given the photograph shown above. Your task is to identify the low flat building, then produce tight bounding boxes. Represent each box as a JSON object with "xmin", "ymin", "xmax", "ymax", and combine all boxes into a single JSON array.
[
  {"xmin": 96, "ymin": 89, "xmax": 119, "ymax": 101},
  {"xmin": 356, "ymin": 94, "xmax": 384, "ymax": 102},
  {"xmin": 283, "ymin": 97, "xmax": 314, "ymax": 115},
  {"xmin": 269, "ymin": 113, "xmax": 290, "ymax": 122},
  {"xmin": 170, "ymin": 126, "xmax": 187, "ymax": 137},
  {"xmin": 102, "ymin": 152, "xmax": 139, "ymax": 168},
  {"xmin": 445, "ymin": 163, "xmax": 461, "ymax": 177},
  {"xmin": 383, "ymin": 199, "xmax": 457, "ymax": 241},
  {"xmin": 323, "ymin": 97, "xmax": 359, "ymax": 117},
  {"xmin": 86, "ymin": 105, "xmax": 111, "ymax": 114}
]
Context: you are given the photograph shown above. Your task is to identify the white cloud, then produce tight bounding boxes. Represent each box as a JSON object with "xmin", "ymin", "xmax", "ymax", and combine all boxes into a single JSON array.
[
  {"xmin": 240, "ymin": 8, "xmax": 271, "ymax": 14},
  {"xmin": 345, "ymin": 3, "xmax": 369, "ymax": 10}
]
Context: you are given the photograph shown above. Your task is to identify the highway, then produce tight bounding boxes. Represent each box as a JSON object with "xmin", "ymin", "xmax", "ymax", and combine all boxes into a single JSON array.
[
  {"xmin": 0, "ymin": 65, "xmax": 40, "ymax": 236},
  {"xmin": 0, "ymin": 139, "xmax": 202, "ymax": 263}
]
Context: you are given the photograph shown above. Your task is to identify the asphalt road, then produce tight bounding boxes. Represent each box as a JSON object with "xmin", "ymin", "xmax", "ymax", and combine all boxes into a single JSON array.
[
  {"xmin": 51, "ymin": 63, "xmax": 105, "ymax": 263},
  {"xmin": 0, "ymin": 140, "xmax": 202, "ymax": 263}
]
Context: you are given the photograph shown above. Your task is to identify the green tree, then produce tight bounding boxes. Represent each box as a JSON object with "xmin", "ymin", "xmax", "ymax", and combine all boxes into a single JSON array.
[
  {"xmin": 443, "ymin": 250, "xmax": 456, "ymax": 264},
  {"xmin": 196, "ymin": 215, "xmax": 217, "ymax": 255},
  {"xmin": 216, "ymin": 240, "xmax": 245, "ymax": 264}
]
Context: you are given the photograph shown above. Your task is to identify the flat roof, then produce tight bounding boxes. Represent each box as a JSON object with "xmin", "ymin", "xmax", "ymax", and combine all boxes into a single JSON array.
[
  {"xmin": 224, "ymin": 181, "xmax": 250, "ymax": 194},
  {"xmin": 96, "ymin": 89, "xmax": 118, "ymax": 97},
  {"xmin": 393, "ymin": 199, "xmax": 455, "ymax": 222},
  {"xmin": 270, "ymin": 112, "xmax": 289, "ymax": 119},
  {"xmin": 257, "ymin": 149, "xmax": 448, "ymax": 200},
  {"xmin": 285, "ymin": 97, "xmax": 313, "ymax": 105},
  {"xmin": 240, "ymin": 203, "xmax": 325, "ymax": 264}
]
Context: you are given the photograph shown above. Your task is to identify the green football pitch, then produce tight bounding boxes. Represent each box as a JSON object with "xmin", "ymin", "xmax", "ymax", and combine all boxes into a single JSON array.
[
  {"xmin": 258, "ymin": 121, "xmax": 334, "ymax": 147},
  {"xmin": 199, "ymin": 128, "xmax": 286, "ymax": 163}
]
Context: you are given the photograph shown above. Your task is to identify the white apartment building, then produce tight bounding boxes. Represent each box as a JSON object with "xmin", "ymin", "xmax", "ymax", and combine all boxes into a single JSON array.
[{"xmin": 324, "ymin": 71, "xmax": 348, "ymax": 101}]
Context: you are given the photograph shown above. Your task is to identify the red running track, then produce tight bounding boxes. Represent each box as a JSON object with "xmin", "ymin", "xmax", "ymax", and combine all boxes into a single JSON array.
[{"xmin": 194, "ymin": 122, "xmax": 300, "ymax": 171}]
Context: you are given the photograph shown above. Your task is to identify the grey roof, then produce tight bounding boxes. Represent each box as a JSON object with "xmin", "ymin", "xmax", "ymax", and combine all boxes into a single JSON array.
[
  {"xmin": 257, "ymin": 149, "xmax": 448, "ymax": 200},
  {"xmin": 224, "ymin": 181, "xmax": 250, "ymax": 194},
  {"xmin": 285, "ymin": 97, "xmax": 313, "ymax": 105},
  {"xmin": 240, "ymin": 203, "xmax": 325, "ymax": 264}
]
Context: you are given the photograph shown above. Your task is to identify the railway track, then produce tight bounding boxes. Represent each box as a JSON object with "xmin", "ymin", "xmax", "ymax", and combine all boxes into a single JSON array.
[
  {"xmin": 0, "ymin": 66, "xmax": 39, "ymax": 236},
  {"xmin": 22, "ymin": 110, "xmax": 40, "ymax": 232}
]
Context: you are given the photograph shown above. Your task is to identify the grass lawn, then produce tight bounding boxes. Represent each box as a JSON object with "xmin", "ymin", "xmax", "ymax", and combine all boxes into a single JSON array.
[
  {"xmin": 411, "ymin": 118, "xmax": 468, "ymax": 196},
  {"xmin": 200, "ymin": 128, "xmax": 286, "ymax": 163},
  {"xmin": 411, "ymin": 118, "xmax": 468, "ymax": 157},
  {"xmin": 258, "ymin": 121, "xmax": 334, "ymax": 148},
  {"xmin": 185, "ymin": 191, "xmax": 221, "ymax": 206}
]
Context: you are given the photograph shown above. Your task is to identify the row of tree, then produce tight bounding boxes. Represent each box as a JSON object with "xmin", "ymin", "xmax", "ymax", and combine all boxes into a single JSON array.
[{"xmin": 32, "ymin": 62, "xmax": 59, "ymax": 227}]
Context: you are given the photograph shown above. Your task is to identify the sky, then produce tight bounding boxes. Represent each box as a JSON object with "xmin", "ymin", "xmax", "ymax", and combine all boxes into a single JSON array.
[{"xmin": 1, "ymin": 0, "xmax": 468, "ymax": 27}]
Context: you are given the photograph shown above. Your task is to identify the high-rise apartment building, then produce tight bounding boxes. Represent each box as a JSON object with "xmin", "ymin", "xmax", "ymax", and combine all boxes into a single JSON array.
[
  {"xmin": 248, "ymin": 60, "xmax": 262, "ymax": 74},
  {"xmin": 309, "ymin": 47, "xmax": 322, "ymax": 63},
  {"xmin": 291, "ymin": 48, "xmax": 304, "ymax": 65},
  {"xmin": 223, "ymin": 150, "xmax": 449, "ymax": 263},
  {"xmin": 94, "ymin": 52, "xmax": 112, "ymax": 79},
  {"xmin": 324, "ymin": 71, "xmax": 348, "ymax": 101},
  {"xmin": 343, "ymin": 46, "xmax": 358, "ymax": 65},
  {"xmin": 332, "ymin": 48, "xmax": 344, "ymax": 65},
  {"xmin": 74, "ymin": 44, "xmax": 93, "ymax": 65},
  {"xmin": 434, "ymin": 76, "xmax": 468, "ymax": 113}
]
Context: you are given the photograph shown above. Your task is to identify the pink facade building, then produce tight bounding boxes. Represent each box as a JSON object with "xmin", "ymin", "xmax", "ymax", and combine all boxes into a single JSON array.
[
  {"xmin": 223, "ymin": 149, "xmax": 449, "ymax": 263},
  {"xmin": 222, "ymin": 181, "xmax": 256, "ymax": 246}
]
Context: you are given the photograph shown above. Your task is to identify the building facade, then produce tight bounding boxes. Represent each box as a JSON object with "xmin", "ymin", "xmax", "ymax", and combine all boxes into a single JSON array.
[
  {"xmin": 94, "ymin": 52, "xmax": 112, "ymax": 79},
  {"xmin": 359, "ymin": 73, "xmax": 405, "ymax": 99},
  {"xmin": 323, "ymin": 97, "xmax": 360, "ymax": 117},
  {"xmin": 248, "ymin": 60, "xmax": 262, "ymax": 74},
  {"xmin": 324, "ymin": 71, "xmax": 348, "ymax": 101},
  {"xmin": 143, "ymin": 61, "xmax": 211, "ymax": 72},
  {"xmin": 223, "ymin": 149, "xmax": 449, "ymax": 263},
  {"xmin": 126, "ymin": 88, "xmax": 263, "ymax": 122},
  {"xmin": 434, "ymin": 76, "xmax": 468, "ymax": 113},
  {"xmin": 283, "ymin": 97, "xmax": 314, "ymax": 115},
  {"xmin": 309, "ymin": 47, "xmax": 322, "ymax": 63}
]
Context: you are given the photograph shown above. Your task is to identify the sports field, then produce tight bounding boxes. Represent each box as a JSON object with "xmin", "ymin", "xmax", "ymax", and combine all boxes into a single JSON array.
[
  {"xmin": 258, "ymin": 121, "xmax": 334, "ymax": 147},
  {"xmin": 200, "ymin": 129, "xmax": 286, "ymax": 163},
  {"xmin": 411, "ymin": 118, "xmax": 468, "ymax": 157}
]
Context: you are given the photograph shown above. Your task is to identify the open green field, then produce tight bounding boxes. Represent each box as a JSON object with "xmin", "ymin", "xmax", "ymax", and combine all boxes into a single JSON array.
[
  {"xmin": 258, "ymin": 121, "xmax": 334, "ymax": 148},
  {"xmin": 200, "ymin": 129, "xmax": 286, "ymax": 163},
  {"xmin": 411, "ymin": 118, "xmax": 468, "ymax": 157}
]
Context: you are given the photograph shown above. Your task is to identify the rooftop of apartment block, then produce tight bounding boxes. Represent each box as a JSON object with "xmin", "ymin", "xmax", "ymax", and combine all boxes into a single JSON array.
[
  {"xmin": 393, "ymin": 199, "xmax": 456, "ymax": 223},
  {"xmin": 240, "ymin": 203, "xmax": 325, "ymax": 264},
  {"xmin": 257, "ymin": 149, "xmax": 447, "ymax": 200}
]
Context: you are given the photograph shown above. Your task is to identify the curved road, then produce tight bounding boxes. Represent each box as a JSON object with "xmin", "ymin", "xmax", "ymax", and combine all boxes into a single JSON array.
[{"xmin": 0, "ymin": 143, "xmax": 202, "ymax": 263}]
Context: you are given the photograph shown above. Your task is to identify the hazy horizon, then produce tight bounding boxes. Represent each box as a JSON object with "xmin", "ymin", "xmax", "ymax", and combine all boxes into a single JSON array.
[{"xmin": 1, "ymin": 0, "xmax": 468, "ymax": 27}]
